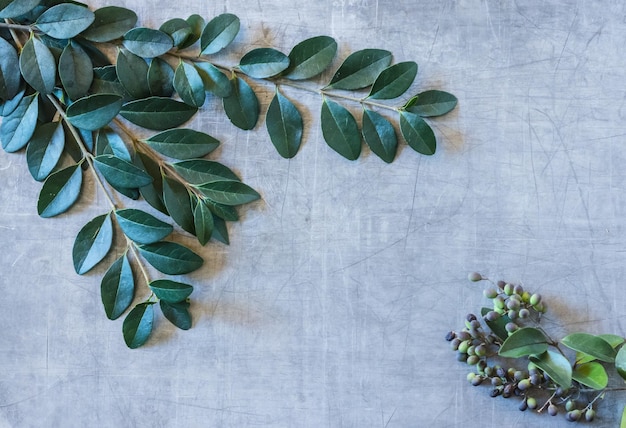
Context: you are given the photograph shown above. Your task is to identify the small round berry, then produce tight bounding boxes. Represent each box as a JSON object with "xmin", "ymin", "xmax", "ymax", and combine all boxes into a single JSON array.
[
  {"xmin": 490, "ymin": 388, "xmax": 501, "ymax": 398},
  {"xmin": 505, "ymin": 322, "xmax": 519, "ymax": 334},
  {"xmin": 493, "ymin": 296, "xmax": 505, "ymax": 310},
  {"xmin": 445, "ymin": 331, "xmax": 456, "ymax": 341},
  {"xmin": 458, "ymin": 340, "xmax": 471, "ymax": 353},
  {"xmin": 467, "ymin": 346, "xmax": 476, "ymax": 356},
  {"xmin": 450, "ymin": 338, "xmax": 461, "ymax": 351},
  {"xmin": 584, "ymin": 409, "xmax": 596, "ymax": 422},
  {"xmin": 471, "ymin": 375, "xmax": 483, "ymax": 386},
  {"xmin": 496, "ymin": 367, "xmax": 506, "ymax": 378},
  {"xmin": 517, "ymin": 379, "xmax": 531, "ymax": 391},
  {"xmin": 508, "ymin": 309, "xmax": 519, "ymax": 320},
  {"xmin": 513, "ymin": 370, "xmax": 526, "ymax": 381},
  {"xmin": 513, "ymin": 284, "xmax": 524, "ymax": 295},
  {"xmin": 529, "ymin": 293, "xmax": 542, "ymax": 306},
  {"xmin": 491, "ymin": 377, "xmax": 502, "ymax": 386},
  {"xmin": 467, "ymin": 355, "xmax": 480, "ymax": 365},
  {"xmin": 548, "ymin": 404, "xmax": 558, "ymax": 416},
  {"xmin": 519, "ymin": 400, "xmax": 528, "ymax": 411},
  {"xmin": 504, "ymin": 283, "xmax": 514, "ymax": 296},
  {"xmin": 469, "ymin": 319, "xmax": 481, "ymax": 330},
  {"xmin": 529, "ymin": 373, "xmax": 541, "ymax": 386},
  {"xmin": 466, "ymin": 313, "xmax": 477, "ymax": 322},
  {"xmin": 483, "ymin": 287, "xmax": 498, "ymax": 299},
  {"xmin": 475, "ymin": 344, "xmax": 487, "ymax": 357},
  {"xmin": 467, "ymin": 372, "xmax": 476, "ymax": 382},
  {"xmin": 496, "ymin": 280, "xmax": 506, "ymax": 289},
  {"xmin": 565, "ymin": 400, "xmax": 576, "ymax": 412},
  {"xmin": 502, "ymin": 384, "xmax": 514, "ymax": 398},
  {"xmin": 468, "ymin": 272, "xmax": 483, "ymax": 282},
  {"xmin": 519, "ymin": 308, "xmax": 530, "ymax": 319},
  {"xmin": 476, "ymin": 360, "xmax": 487, "ymax": 373},
  {"xmin": 456, "ymin": 352, "xmax": 468, "ymax": 362},
  {"xmin": 507, "ymin": 299, "xmax": 520, "ymax": 311},
  {"xmin": 485, "ymin": 311, "xmax": 500, "ymax": 322},
  {"xmin": 484, "ymin": 366, "xmax": 494, "ymax": 377},
  {"xmin": 566, "ymin": 409, "xmax": 581, "ymax": 422},
  {"xmin": 521, "ymin": 291, "xmax": 531, "ymax": 303},
  {"xmin": 457, "ymin": 331, "xmax": 471, "ymax": 341},
  {"xmin": 526, "ymin": 397, "xmax": 538, "ymax": 410}
]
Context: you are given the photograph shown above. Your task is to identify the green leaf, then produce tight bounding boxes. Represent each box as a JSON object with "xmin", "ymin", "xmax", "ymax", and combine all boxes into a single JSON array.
[
  {"xmin": 0, "ymin": 38, "xmax": 20, "ymax": 101},
  {"xmin": 173, "ymin": 61, "xmax": 205, "ymax": 107},
  {"xmin": 1, "ymin": 88, "xmax": 25, "ymax": 117},
  {"xmin": 320, "ymin": 98, "xmax": 361, "ymax": 160},
  {"xmin": 138, "ymin": 241, "xmax": 203, "ymax": 275},
  {"xmin": 561, "ymin": 333, "xmax": 617, "ymax": 363},
  {"xmin": 159, "ymin": 18, "xmax": 192, "ymax": 49},
  {"xmin": 65, "ymin": 94, "xmax": 123, "ymax": 131},
  {"xmin": 206, "ymin": 200, "xmax": 239, "ymax": 222},
  {"xmin": 94, "ymin": 154, "xmax": 153, "ymax": 188},
  {"xmin": 616, "ymin": 344, "xmax": 626, "ymax": 381},
  {"xmin": 180, "ymin": 14, "xmax": 204, "ymax": 49},
  {"xmin": 200, "ymin": 13, "xmax": 240, "ymax": 55},
  {"xmin": 171, "ymin": 159, "xmax": 240, "ymax": 184},
  {"xmin": 19, "ymin": 36, "xmax": 56, "ymax": 95},
  {"xmin": 101, "ymin": 254, "xmax": 134, "ymax": 320},
  {"xmin": 621, "ymin": 406, "xmax": 626, "ymax": 428},
  {"xmin": 0, "ymin": 93, "xmax": 38, "ymax": 153},
  {"xmin": 362, "ymin": 109, "xmax": 397, "ymax": 163},
  {"xmin": 0, "ymin": 0, "xmax": 40, "ymax": 18},
  {"xmin": 326, "ymin": 49, "xmax": 392, "ymax": 90},
  {"xmin": 367, "ymin": 61, "xmax": 417, "ymax": 100},
  {"xmin": 58, "ymin": 42, "xmax": 93, "ymax": 101},
  {"xmin": 35, "ymin": 3, "xmax": 94, "ymax": 39},
  {"xmin": 134, "ymin": 152, "xmax": 167, "ymax": 214},
  {"xmin": 116, "ymin": 48, "xmax": 150, "ymax": 99},
  {"xmin": 480, "ymin": 307, "xmax": 512, "ymax": 342},
  {"xmin": 194, "ymin": 62, "xmax": 231, "ymax": 98},
  {"xmin": 597, "ymin": 334, "xmax": 625, "ymax": 348},
  {"xmin": 193, "ymin": 200, "xmax": 214, "ymax": 245},
  {"xmin": 123, "ymin": 302, "xmax": 154, "ymax": 349},
  {"xmin": 144, "ymin": 128, "xmax": 219, "ymax": 159},
  {"xmin": 115, "ymin": 208, "xmax": 173, "ymax": 244},
  {"xmin": 222, "ymin": 77, "xmax": 259, "ymax": 130},
  {"xmin": 400, "ymin": 111, "xmax": 436, "ymax": 155},
  {"xmin": 572, "ymin": 362, "xmax": 608, "ymax": 390},
  {"xmin": 148, "ymin": 279, "xmax": 193, "ymax": 303},
  {"xmin": 26, "ymin": 121, "xmax": 64, "ymax": 181},
  {"xmin": 72, "ymin": 213, "xmax": 113, "ymax": 275},
  {"xmin": 266, "ymin": 89, "xmax": 303, "ymax": 159},
  {"xmin": 529, "ymin": 350, "xmax": 572, "ymax": 388},
  {"xmin": 162, "ymin": 176, "xmax": 195, "ymax": 234},
  {"xmin": 120, "ymin": 97, "xmax": 197, "ymax": 130},
  {"xmin": 286, "ymin": 35, "xmax": 337, "ymax": 80},
  {"xmin": 196, "ymin": 180, "xmax": 260, "ymax": 206},
  {"xmin": 123, "ymin": 27, "xmax": 173, "ymax": 58},
  {"xmin": 239, "ymin": 48, "xmax": 290, "ymax": 79},
  {"xmin": 82, "ymin": 6, "xmax": 137, "ymax": 43},
  {"xmin": 37, "ymin": 163, "xmax": 83, "ymax": 218},
  {"xmin": 404, "ymin": 90, "xmax": 458, "ymax": 117},
  {"xmin": 498, "ymin": 327, "xmax": 549, "ymax": 358},
  {"xmin": 211, "ymin": 214, "xmax": 230, "ymax": 245},
  {"xmin": 90, "ymin": 66, "xmax": 129, "ymax": 99},
  {"xmin": 147, "ymin": 57, "xmax": 174, "ymax": 97},
  {"xmin": 160, "ymin": 300, "xmax": 191, "ymax": 330},
  {"xmin": 96, "ymin": 128, "xmax": 131, "ymax": 162}
]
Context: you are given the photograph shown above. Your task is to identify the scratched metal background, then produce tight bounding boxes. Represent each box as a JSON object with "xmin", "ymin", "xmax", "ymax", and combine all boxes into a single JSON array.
[{"xmin": 1, "ymin": 0, "xmax": 625, "ymax": 427}]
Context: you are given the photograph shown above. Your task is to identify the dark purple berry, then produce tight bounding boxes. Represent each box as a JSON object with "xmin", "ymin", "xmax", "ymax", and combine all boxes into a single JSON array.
[{"xmin": 445, "ymin": 331, "xmax": 456, "ymax": 341}]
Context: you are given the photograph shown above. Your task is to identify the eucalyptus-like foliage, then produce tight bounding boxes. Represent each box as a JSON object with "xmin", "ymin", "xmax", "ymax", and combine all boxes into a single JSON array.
[{"xmin": 0, "ymin": 0, "xmax": 456, "ymax": 348}]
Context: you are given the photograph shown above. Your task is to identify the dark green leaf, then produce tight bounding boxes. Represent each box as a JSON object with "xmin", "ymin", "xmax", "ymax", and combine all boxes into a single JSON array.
[
  {"xmin": 572, "ymin": 362, "xmax": 608, "ymax": 390},
  {"xmin": 266, "ymin": 90, "xmax": 303, "ymax": 159},
  {"xmin": 116, "ymin": 49, "xmax": 150, "ymax": 99},
  {"xmin": 123, "ymin": 27, "xmax": 173, "ymax": 58},
  {"xmin": 37, "ymin": 163, "xmax": 83, "ymax": 218},
  {"xmin": 206, "ymin": 200, "xmax": 238, "ymax": 222},
  {"xmin": 74, "ymin": 39, "xmax": 110, "ymax": 68},
  {"xmin": 35, "ymin": 3, "xmax": 94, "ymax": 39},
  {"xmin": 1, "ymin": 88, "xmax": 25, "ymax": 117},
  {"xmin": 616, "ymin": 344, "xmax": 626, "ymax": 381},
  {"xmin": 286, "ymin": 35, "xmax": 337, "ymax": 80},
  {"xmin": 138, "ymin": 241, "xmax": 203, "ymax": 275},
  {"xmin": 120, "ymin": 97, "xmax": 197, "ymax": 130},
  {"xmin": 147, "ymin": 57, "xmax": 174, "ymax": 97},
  {"xmin": 66, "ymin": 94, "xmax": 123, "ymax": 131},
  {"xmin": 404, "ymin": 90, "xmax": 458, "ymax": 117},
  {"xmin": 498, "ymin": 327, "xmax": 549, "ymax": 358},
  {"xmin": 144, "ymin": 128, "xmax": 219, "ymax": 159},
  {"xmin": 162, "ymin": 175, "xmax": 195, "ymax": 234},
  {"xmin": 400, "ymin": 111, "xmax": 436, "ymax": 155},
  {"xmin": 180, "ymin": 14, "xmax": 204, "ymax": 49},
  {"xmin": 367, "ymin": 61, "xmax": 417, "ymax": 100},
  {"xmin": 90, "ymin": 66, "xmax": 129, "ymax": 99},
  {"xmin": 561, "ymin": 333, "xmax": 617, "ymax": 363},
  {"xmin": 115, "ymin": 208, "xmax": 173, "ymax": 244},
  {"xmin": 159, "ymin": 300, "xmax": 191, "ymax": 330},
  {"xmin": 19, "ymin": 36, "xmax": 56, "ymax": 95},
  {"xmin": 26, "ymin": 121, "xmax": 64, "ymax": 181},
  {"xmin": 196, "ymin": 180, "xmax": 260, "ymax": 206},
  {"xmin": 101, "ymin": 254, "xmax": 134, "ymax": 320},
  {"xmin": 58, "ymin": 42, "xmax": 93, "ymax": 101},
  {"xmin": 94, "ymin": 154, "xmax": 152, "ymax": 188},
  {"xmin": 123, "ymin": 302, "xmax": 154, "ymax": 349},
  {"xmin": 172, "ymin": 159, "xmax": 240, "ymax": 184},
  {"xmin": 0, "ymin": 38, "xmax": 20, "ymax": 101},
  {"xmin": 193, "ymin": 200, "xmax": 214, "ymax": 245},
  {"xmin": 362, "ymin": 109, "xmax": 396, "ymax": 163},
  {"xmin": 159, "ymin": 18, "xmax": 192, "ymax": 49},
  {"xmin": 194, "ymin": 62, "xmax": 231, "ymax": 98},
  {"xmin": 0, "ymin": 0, "xmax": 40, "ymax": 18},
  {"xmin": 480, "ymin": 307, "xmax": 512, "ymax": 342},
  {"xmin": 211, "ymin": 214, "xmax": 229, "ymax": 245},
  {"xmin": 320, "ymin": 98, "xmax": 361, "ymax": 160},
  {"xmin": 149, "ymin": 279, "xmax": 193, "ymax": 303},
  {"xmin": 0, "ymin": 93, "xmax": 38, "ymax": 153},
  {"xmin": 200, "ymin": 13, "xmax": 240, "ymax": 55},
  {"xmin": 529, "ymin": 350, "xmax": 572, "ymax": 388},
  {"xmin": 222, "ymin": 77, "xmax": 259, "ymax": 130},
  {"xmin": 597, "ymin": 334, "xmax": 625, "ymax": 348},
  {"xmin": 82, "ymin": 6, "xmax": 137, "ymax": 43},
  {"xmin": 239, "ymin": 48, "xmax": 289, "ymax": 79},
  {"xmin": 96, "ymin": 128, "xmax": 131, "ymax": 162},
  {"xmin": 134, "ymin": 152, "xmax": 167, "ymax": 214},
  {"xmin": 72, "ymin": 213, "xmax": 113, "ymax": 275},
  {"xmin": 173, "ymin": 61, "xmax": 205, "ymax": 107},
  {"xmin": 326, "ymin": 49, "xmax": 392, "ymax": 90}
]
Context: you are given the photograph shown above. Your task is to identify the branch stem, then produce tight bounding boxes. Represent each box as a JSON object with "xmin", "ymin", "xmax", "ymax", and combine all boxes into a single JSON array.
[{"xmin": 0, "ymin": 21, "xmax": 32, "ymax": 32}]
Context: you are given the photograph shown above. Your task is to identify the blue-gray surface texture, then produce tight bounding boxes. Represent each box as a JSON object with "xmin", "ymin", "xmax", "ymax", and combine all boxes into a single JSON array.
[{"xmin": 1, "ymin": 0, "xmax": 625, "ymax": 427}]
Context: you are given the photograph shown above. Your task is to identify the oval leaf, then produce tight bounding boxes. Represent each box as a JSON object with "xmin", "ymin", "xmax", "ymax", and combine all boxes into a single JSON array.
[
  {"xmin": 94, "ymin": 154, "xmax": 152, "ymax": 188},
  {"xmin": 498, "ymin": 327, "xmax": 549, "ymax": 358},
  {"xmin": 222, "ymin": 77, "xmax": 259, "ymax": 130},
  {"xmin": 116, "ymin": 48, "xmax": 150, "ymax": 99},
  {"xmin": 0, "ymin": 38, "xmax": 20, "ymax": 101},
  {"xmin": 120, "ymin": 97, "xmax": 197, "ymax": 130},
  {"xmin": 562, "ymin": 332, "xmax": 617, "ymax": 363},
  {"xmin": 96, "ymin": 128, "xmax": 131, "ymax": 162},
  {"xmin": 82, "ymin": 6, "xmax": 137, "ymax": 42},
  {"xmin": 123, "ymin": 302, "xmax": 154, "ymax": 349},
  {"xmin": 144, "ymin": 128, "xmax": 219, "ymax": 159},
  {"xmin": 266, "ymin": 90, "xmax": 303, "ymax": 159},
  {"xmin": 1, "ymin": 88, "xmax": 25, "ymax": 118},
  {"xmin": 193, "ymin": 200, "xmax": 214, "ymax": 245},
  {"xmin": 194, "ymin": 62, "xmax": 231, "ymax": 98},
  {"xmin": 160, "ymin": 18, "xmax": 192, "ymax": 49},
  {"xmin": 181, "ymin": 14, "xmax": 205, "ymax": 49},
  {"xmin": 0, "ymin": 0, "xmax": 39, "ymax": 18},
  {"xmin": 162, "ymin": 176, "xmax": 195, "ymax": 234},
  {"xmin": 239, "ymin": 48, "xmax": 289, "ymax": 79},
  {"xmin": 37, "ymin": 163, "xmax": 83, "ymax": 218},
  {"xmin": 66, "ymin": 94, "xmax": 123, "ymax": 131},
  {"xmin": 35, "ymin": 3, "xmax": 95, "ymax": 39},
  {"xmin": 149, "ymin": 279, "xmax": 193, "ymax": 303},
  {"xmin": 367, "ymin": 61, "xmax": 417, "ymax": 100},
  {"xmin": 326, "ymin": 49, "xmax": 392, "ymax": 90},
  {"xmin": 59, "ymin": 42, "xmax": 93, "ymax": 101},
  {"xmin": 362, "ymin": 109, "xmax": 397, "ymax": 163},
  {"xmin": 196, "ymin": 180, "xmax": 260, "ymax": 206},
  {"xmin": 616, "ymin": 344, "xmax": 626, "ymax": 381},
  {"xmin": 123, "ymin": 27, "xmax": 173, "ymax": 58},
  {"xmin": 286, "ymin": 35, "xmax": 337, "ymax": 80},
  {"xmin": 0, "ymin": 93, "xmax": 38, "ymax": 153},
  {"xmin": 138, "ymin": 241, "xmax": 203, "ymax": 275},
  {"xmin": 206, "ymin": 200, "xmax": 239, "ymax": 222},
  {"xmin": 404, "ymin": 90, "xmax": 458, "ymax": 117},
  {"xmin": 400, "ymin": 111, "xmax": 436, "ymax": 155},
  {"xmin": 173, "ymin": 61, "xmax": 205, "ymax": 107},
  {"xmin": 26, "ymin": 121, "xmax": 64, "ymax": 181},
  {"xmin": 134, "ymin": 152, "xmax": 167, "ymax": 214},
  {"xmin": 115, "ymin": 208, "xmax": 173, "ymax": 244},
  {"xmin": 572, "ymin": 362, "xmax": 608, "ymax": 390},
  {"xmin": 101, "ymin": 254, "xmax": 134, "ymax": 320},
  {"xmin": 160, "ymin": 300, "xmax": 191, "ymax": 330},
  {"xmin": 19, "ymin": 36, "xmax": 56, "ymax": 95},
  {"xmin": 72, "ymin": 213, "xmax": 113, "ymax": 275},
  {"xmin": 147, "ymin": 57, "xmax": 174, "ymax": 97},
  {"xmin": 200, "ymin": 13, "xmax": 240, "ymax": 55},
  {"xmin": 320, "ymin": 98, "xmax": 361, "ymax": 160},
  {"xmin": 529, "ymin": 350, "xmax": 572, "ymax": 388},
  {"xmin": 172, "ymin": 159, "xmax": 240, "ymax": 185}
]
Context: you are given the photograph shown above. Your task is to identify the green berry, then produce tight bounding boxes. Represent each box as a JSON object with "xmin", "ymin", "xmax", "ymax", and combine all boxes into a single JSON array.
[
  {"xmin": 483, "ymin": 287, "xmax": 498, "ymax": 299},
  {"xmin": 505, "ymin": 322, "xmax": 518, "ymax": 333},
  {"xmin": 491, "ymin": 377, "xmax": 502, "ymax": 386},
  {"xmin": 529, "ymin": 293, "xmax": 542, "ymax": 306},
  {"xmin": 466, "ymin": 355, "xmax": 480, "ymax": 365},
  {"xmin": 513, "ymin": 370, "xmax": 526, "ymax": 381},
  {"xmin": 513, "ymin": 284, "xmax": 524, "ymax": 295},
  {"xmin": 457, "ymin": 331, "xmax": 471, "ymax": 341},
  {"xmin": 584, "ymin": 409, "xmax": 595, "ymax": 422},
  {"xmin": 507, "ymin": 299, "xmax": 520, "ymax": 310},
  {"xmin": 467, "ymin": 345, "xmax": 476, "ymax": 356},
  {"xmin": 519, "ymin": 308, "xmax": 530, "ymax": 319},
  {"xmin": 475, "ymin": 344, "xmax": 487, "ymax": 357},
  {"xmin": 548, "ymin": 404, "xmax": 558, "ymax": 416},
  {"xmin": 467, "ymin": 372, "xmax": 476, "ymax": 382},
  {"xmin": 471, "ymin": 375, "xmax": 483, "ymax": 386},
  {"xmin": 468, "ymin": 272, "xmax": 483, "ymax": 282},
  {"xmin": 450, "ymin": 338, "xmax": 461, "ymax": 351},
  {"xmin": 565, "ymin": 400, "xmax": 576, "ymax": 412},
  {"xmin": 485, "ymin": 311, "xmax": 500, "ymax": 322},
  {"xmin": 494, "ymin": 296, "xmax": 505, "ymax": 309},
  {"xmin": 504, "ymin": 283, "xmax": 514, "ymax": 296},
  {"xmin": 521, "ymin": 291, "xmax": 531, "ymax": 303},
  {"xmin": 517, "ymin": 379, "xmax": 531, "ymax": 391},
  {"xmin": 566, "ymin": 409, "xmax": 581, "ymax": 422},
  {"xmin": 508, "ymin": 309, "xmax": 519, "ymax": 320},
  {"xmin": 458, "ymin": 340, "xmax": 471, "ymax": 353},
  {"xmin": 526, "ymin": 397, "xmax": 538, "ymax": 410}
]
